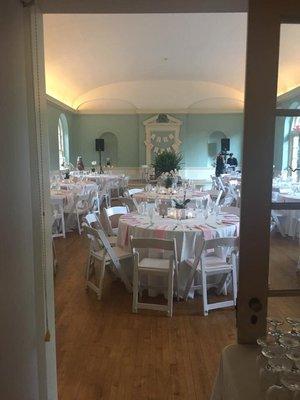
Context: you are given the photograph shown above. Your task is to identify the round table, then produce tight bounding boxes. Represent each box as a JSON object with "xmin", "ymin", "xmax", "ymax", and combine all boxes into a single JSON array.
[
  {"xmin": 132, "ymin": 189, "xmax": 211, "ymax": 204},
  {"xmin": 70, "ymin": 171, "xmax": 123, "ymax": 187},
  {"xmin": 117, "ymin": 211, "xmax": 239, "ymax": 297}
]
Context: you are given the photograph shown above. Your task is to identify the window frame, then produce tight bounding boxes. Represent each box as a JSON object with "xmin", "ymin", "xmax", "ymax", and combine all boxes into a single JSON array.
[{"xmin": 57, "ymin": 113, "xmax": 69, "ymax": 169}]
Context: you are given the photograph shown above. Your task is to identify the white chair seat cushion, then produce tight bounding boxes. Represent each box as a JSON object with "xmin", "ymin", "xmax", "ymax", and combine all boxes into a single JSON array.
[
  {"xmin": 138, "ymin": 257, "xmax": 170, "ymax": 271},
  {"xmin": 91, "ymin": 246, "xmax": 131, "ymax": 261}
]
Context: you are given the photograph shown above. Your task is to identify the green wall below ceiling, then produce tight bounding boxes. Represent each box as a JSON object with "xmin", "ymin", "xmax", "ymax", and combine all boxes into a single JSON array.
[{"xmin": 47, "ymin": 100, "xmax": 244, "ymax": 172}]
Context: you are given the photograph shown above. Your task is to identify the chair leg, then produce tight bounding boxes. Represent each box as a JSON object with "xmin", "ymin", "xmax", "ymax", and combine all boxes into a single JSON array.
[
  {"xmin": 77, "ymin": 212, "xmax": 82, "ymax": 235},
  {"xmin": 232, "ymin": 266, "xmax": 238, "ymax": 306},
  {"xmin": 85, "ymin": 252, "xmax": 92, "ymax": 287},
  {"xmin": 202, "ymin": 269, "xmax": 209, "ymax": 316},
  {"xmin": 132, "ymin": 268, "xmax": 139, "ymax": 313},
  {"xmin": 175, "ymin": 265, "xmax": 179, "ymax": 301},
  {"xmin": 167, "ymin": 269, "xmax": 174, "ymax": 317},
  {"xmin": 61, "ymin": 213, "xmax": 66, "ymax": 238},
  {"xmin": 97, "ymin": 261, "xmax": 106, "ymax": 300}
]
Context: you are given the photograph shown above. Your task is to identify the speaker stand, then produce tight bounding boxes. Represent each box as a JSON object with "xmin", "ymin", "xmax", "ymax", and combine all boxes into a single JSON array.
[{"xmin": 98, "ymin": 151, "xmax": 104, "ymax": 174}]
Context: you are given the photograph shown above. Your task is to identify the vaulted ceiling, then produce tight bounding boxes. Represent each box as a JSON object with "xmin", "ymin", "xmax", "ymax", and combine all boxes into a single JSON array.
[{"xmin": 43, "ymin": 14, "xmax": 300, "ymax": 113}]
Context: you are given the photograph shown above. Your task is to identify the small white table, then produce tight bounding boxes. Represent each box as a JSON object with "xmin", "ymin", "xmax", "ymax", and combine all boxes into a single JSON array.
[{"xmin": 211, "ymin": 344, "xmax": 262, "ymax": 400}]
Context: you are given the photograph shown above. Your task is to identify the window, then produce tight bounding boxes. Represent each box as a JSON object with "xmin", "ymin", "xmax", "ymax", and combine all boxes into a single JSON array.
[
  {"xmin": 289, "ymin": 116, "xmax": 300, "ymax": 181},
  {"xmin": 57, "ymin": 114, "xmax": 69, "ymax": 169}
]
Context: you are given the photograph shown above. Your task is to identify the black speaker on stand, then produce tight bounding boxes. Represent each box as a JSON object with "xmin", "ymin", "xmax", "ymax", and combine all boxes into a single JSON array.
[
  {"xmin": 95, "ymin": 139, "xmax": 105, "ymax": 174},
  {"xmin": 221, "ymin": 138, "xmax": 230, "ymax": 162}
]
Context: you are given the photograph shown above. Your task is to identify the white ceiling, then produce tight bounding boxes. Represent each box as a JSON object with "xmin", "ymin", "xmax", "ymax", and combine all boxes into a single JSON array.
[{"xmin": 43, "ymin": 14, "xmax": 300, "ymax": 113}]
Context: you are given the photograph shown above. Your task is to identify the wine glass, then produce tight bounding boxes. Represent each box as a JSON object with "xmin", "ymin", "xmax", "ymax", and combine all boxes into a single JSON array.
[
  {"xmin": 280, "ymin": 371, "xmax": 300, "ymax": 399},
  {"xmin": 265, "ymin": 384, "xmax": 293, "ymax": 400},
  {"xmin": 286, "ymin": 318, "xmax": 300, "ymax": 338},
  {"xmin": 148, "ymin": 206, "xmax": 154, "ymax": 224},
  {"xmin": 260, "ymin": 345, "xmax": 286, "ymax": 391},
  {"xmin": 279, "ymin": 334, "xmax": 300, "ymax": 350},
  {"xmin": 285, "ymin": 348, "xmax": 300, "ymax": 373},
  {"xmin": 268, "ymin": 317, "xmax": 284, "ymax": 341}
]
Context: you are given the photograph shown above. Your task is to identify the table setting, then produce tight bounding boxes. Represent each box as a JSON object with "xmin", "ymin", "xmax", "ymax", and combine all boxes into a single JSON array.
[{"xmin": 117, "ymin": 202, "xmax": 239, "ymax": 297}]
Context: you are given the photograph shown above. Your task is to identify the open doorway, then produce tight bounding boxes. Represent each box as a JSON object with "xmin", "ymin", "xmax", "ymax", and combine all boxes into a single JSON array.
[{"xmin": 22, "ymin": 1, "xmax": 300, "ymax": 398}]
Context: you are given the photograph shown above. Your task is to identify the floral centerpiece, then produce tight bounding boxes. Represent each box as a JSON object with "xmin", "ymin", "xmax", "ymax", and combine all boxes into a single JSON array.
[
  {"xmin": 60, "ymin": 160, "xmax": 74, "ymax": 179},
  {"xmin": 158, "ymin": 170, "xmax": 179, "ymax": 189}
]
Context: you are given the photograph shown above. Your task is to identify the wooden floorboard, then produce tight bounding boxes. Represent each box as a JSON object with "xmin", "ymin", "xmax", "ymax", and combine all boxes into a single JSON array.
[{"xmin": 54, "ymin": 232, "xmax": 299, "ymax": 400}]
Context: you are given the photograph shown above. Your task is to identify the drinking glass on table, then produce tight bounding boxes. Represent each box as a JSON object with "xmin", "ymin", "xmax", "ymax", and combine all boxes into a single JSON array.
[
  {"xmin": 280, "ymin": 370, "xmax": 300, "ymax": 399},
  {"xmin": 259, "ymin": 344, "xmax": 286, "ymax": 391},
  {"xmin": 148, "ymin": 206, "xmax": 154, "ymax": 224},
  {"xmin": 286, "ymin": 318, "xmax": 300, "ymax": 338}
]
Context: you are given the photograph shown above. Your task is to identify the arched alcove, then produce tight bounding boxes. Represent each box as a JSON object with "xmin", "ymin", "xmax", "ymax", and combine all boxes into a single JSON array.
[
  {"xmin": 99, "ymin": 131, "xmax": 118, "ymax": 165},
  {"xmin": 207, "ymin": 130, "xmax": 227, "ymax": 166}
]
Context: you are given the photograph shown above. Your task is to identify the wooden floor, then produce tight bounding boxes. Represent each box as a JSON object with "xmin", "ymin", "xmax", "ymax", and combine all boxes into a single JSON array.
[{"xmin": 54, "ymin": 232, "xmax": 299, "ymax": 400}]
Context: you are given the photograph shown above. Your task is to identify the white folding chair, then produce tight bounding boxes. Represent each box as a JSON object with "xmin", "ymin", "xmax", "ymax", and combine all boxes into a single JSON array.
[
  {"xmin": 90, "ymin": 190, "xmax": 100, "ymax": 216},
  {"xmin": 127, "ymin": 188, "xmax": 144, "ymax": 196},
  {"xmin": 271, "ymin": 210, "xmax": 286, "ymax": 237},
  {"xmin": 217, "ymin": 177, "xmax": 226, "ymax": 192},
  {"xmin": 103, "ymin": 206, "xmax": 129, "ymax": 236},
  {"xmin": 215, "ymin": 190, "xmax": 223, "ymax": 206},
  {"xmin": 183, "ymin": 237, "xmax": 239, "ymax": 316},
  {"xmin": 83, "ymin": 212, "xmax": 117, "ymax": 247},
  {"xmin": 120, "ymin": 197, "xmax": 138, "ymax": 212},
  {"xmin": 73, "ymin": 193, "xmax": 92, "ymax": 235},
  {"xmin": 51, "ymin": 198, "xmax": 66, "ymax": 238},
  {"xmin": 130, "ymin": 237, "xmax": 179, "ymax": 317},
  {"xmin": 83, "ymin": 225, "xmax": 132, "ymax": 299}
]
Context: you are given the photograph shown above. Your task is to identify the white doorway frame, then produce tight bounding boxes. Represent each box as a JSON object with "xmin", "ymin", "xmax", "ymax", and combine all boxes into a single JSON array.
[{"xmin": 27, "ymin": 1, "xmax": 300, "ymax": 398}]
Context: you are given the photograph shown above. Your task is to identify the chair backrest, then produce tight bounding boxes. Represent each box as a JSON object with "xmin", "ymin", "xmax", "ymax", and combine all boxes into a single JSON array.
[
  {"xmin": 120, "ymin": 197, "xmax": 138, "ymax": 212},
  {"xmin": 215, "ymin": 190, "xmax": 223, "ymax": 206},
  {"xmin": 128, "ymin": 188, "xmax": 144, "ymax": 196},
  {"xmin": 51, "ymin": 198, "xmax": 64, "ymax": 216},
  {"xmin": 221, "ymin": 206, "xmax": 240, "ymax": 216},
  {"xmin": 190, "ymin": 236, "xmax": 239, "ymax": 271},
  {"xmin": 84, "ymin": 212, "xmax": 104, "ymax": 230},
  {"xmin": 90, "ymin": 190, "xmax": 100, "ymax": 213},
  {"xmin": 131, "ymin": 237, "xmax": 176, "ymax": 252},
  {"xmin": 83, "ymin": 225, "xmax": 131, "ymax": 291},
  {"xmin": 104, "ymin": 206, "xmax": 128, "ymax": 218},
  {"xmin": 217, "ymin": 177, "xmax": 226, "ymax": 191},
  {"xmin": 104, "ymin": 206, "xmax": 128, "ymax": 235},
  {"xmin": 203, "ymin": 237, "xmax": 239, "ymax": 252},
  {"xmin": 130, "ymin": 236, "xmax": 178, "ymax": 269}
]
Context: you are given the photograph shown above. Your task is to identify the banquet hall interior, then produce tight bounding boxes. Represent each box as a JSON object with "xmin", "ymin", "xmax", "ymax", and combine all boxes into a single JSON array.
[
  {"xmin": 2, "ymin": 2, "xmax": 300, "ymax": 400},
  {"xmin": 44, "ymin": 12, "xmax": 300, "ymax": 399}
]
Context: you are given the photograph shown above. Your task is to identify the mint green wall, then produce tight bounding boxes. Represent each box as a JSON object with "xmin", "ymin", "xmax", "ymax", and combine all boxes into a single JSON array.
[
  {"xmin": 71, "ymin": 114, "xmax": 139, "ymax": 168},
  {"xmin": 46, "ymin": 101, "xmax": 244, "ymax": 170},
  {"xmin": 184, "ymin": 114, "xmax": 243, "ymax": 167},
  {"xmin": 47, "ymin": 101, "xmax": 74, "ymax": 170}
]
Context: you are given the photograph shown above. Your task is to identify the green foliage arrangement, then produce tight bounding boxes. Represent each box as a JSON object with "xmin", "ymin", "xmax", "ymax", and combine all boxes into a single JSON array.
[{"xmin": 153, "ymin": 150, "xmax": 183, "ymax": 177}]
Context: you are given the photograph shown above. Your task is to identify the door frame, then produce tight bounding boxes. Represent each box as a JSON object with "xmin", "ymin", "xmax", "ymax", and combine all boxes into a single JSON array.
[{"xmin": 27, "ymin": 1, "xmax": 300, "ymax": 398}]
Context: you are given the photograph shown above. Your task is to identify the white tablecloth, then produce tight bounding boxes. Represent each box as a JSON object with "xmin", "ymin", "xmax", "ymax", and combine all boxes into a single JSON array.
[
  {"xmin": 211, "ymin": 345, "xmax": 262, "ymax": 400},
  {"xmin": 274, "ymin": 192, "xmax": 300, "ymax": 237},
  {"xmin": 117, "ymin": 212, "xmax": 239, "ymax": 297},
  {"xmin": 133, "ymin": 189, "xmax": 211, "ymax": 204},
  {"xmin": 70, "ymin": 171, "xmax": 123, "ymax": 187}
]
